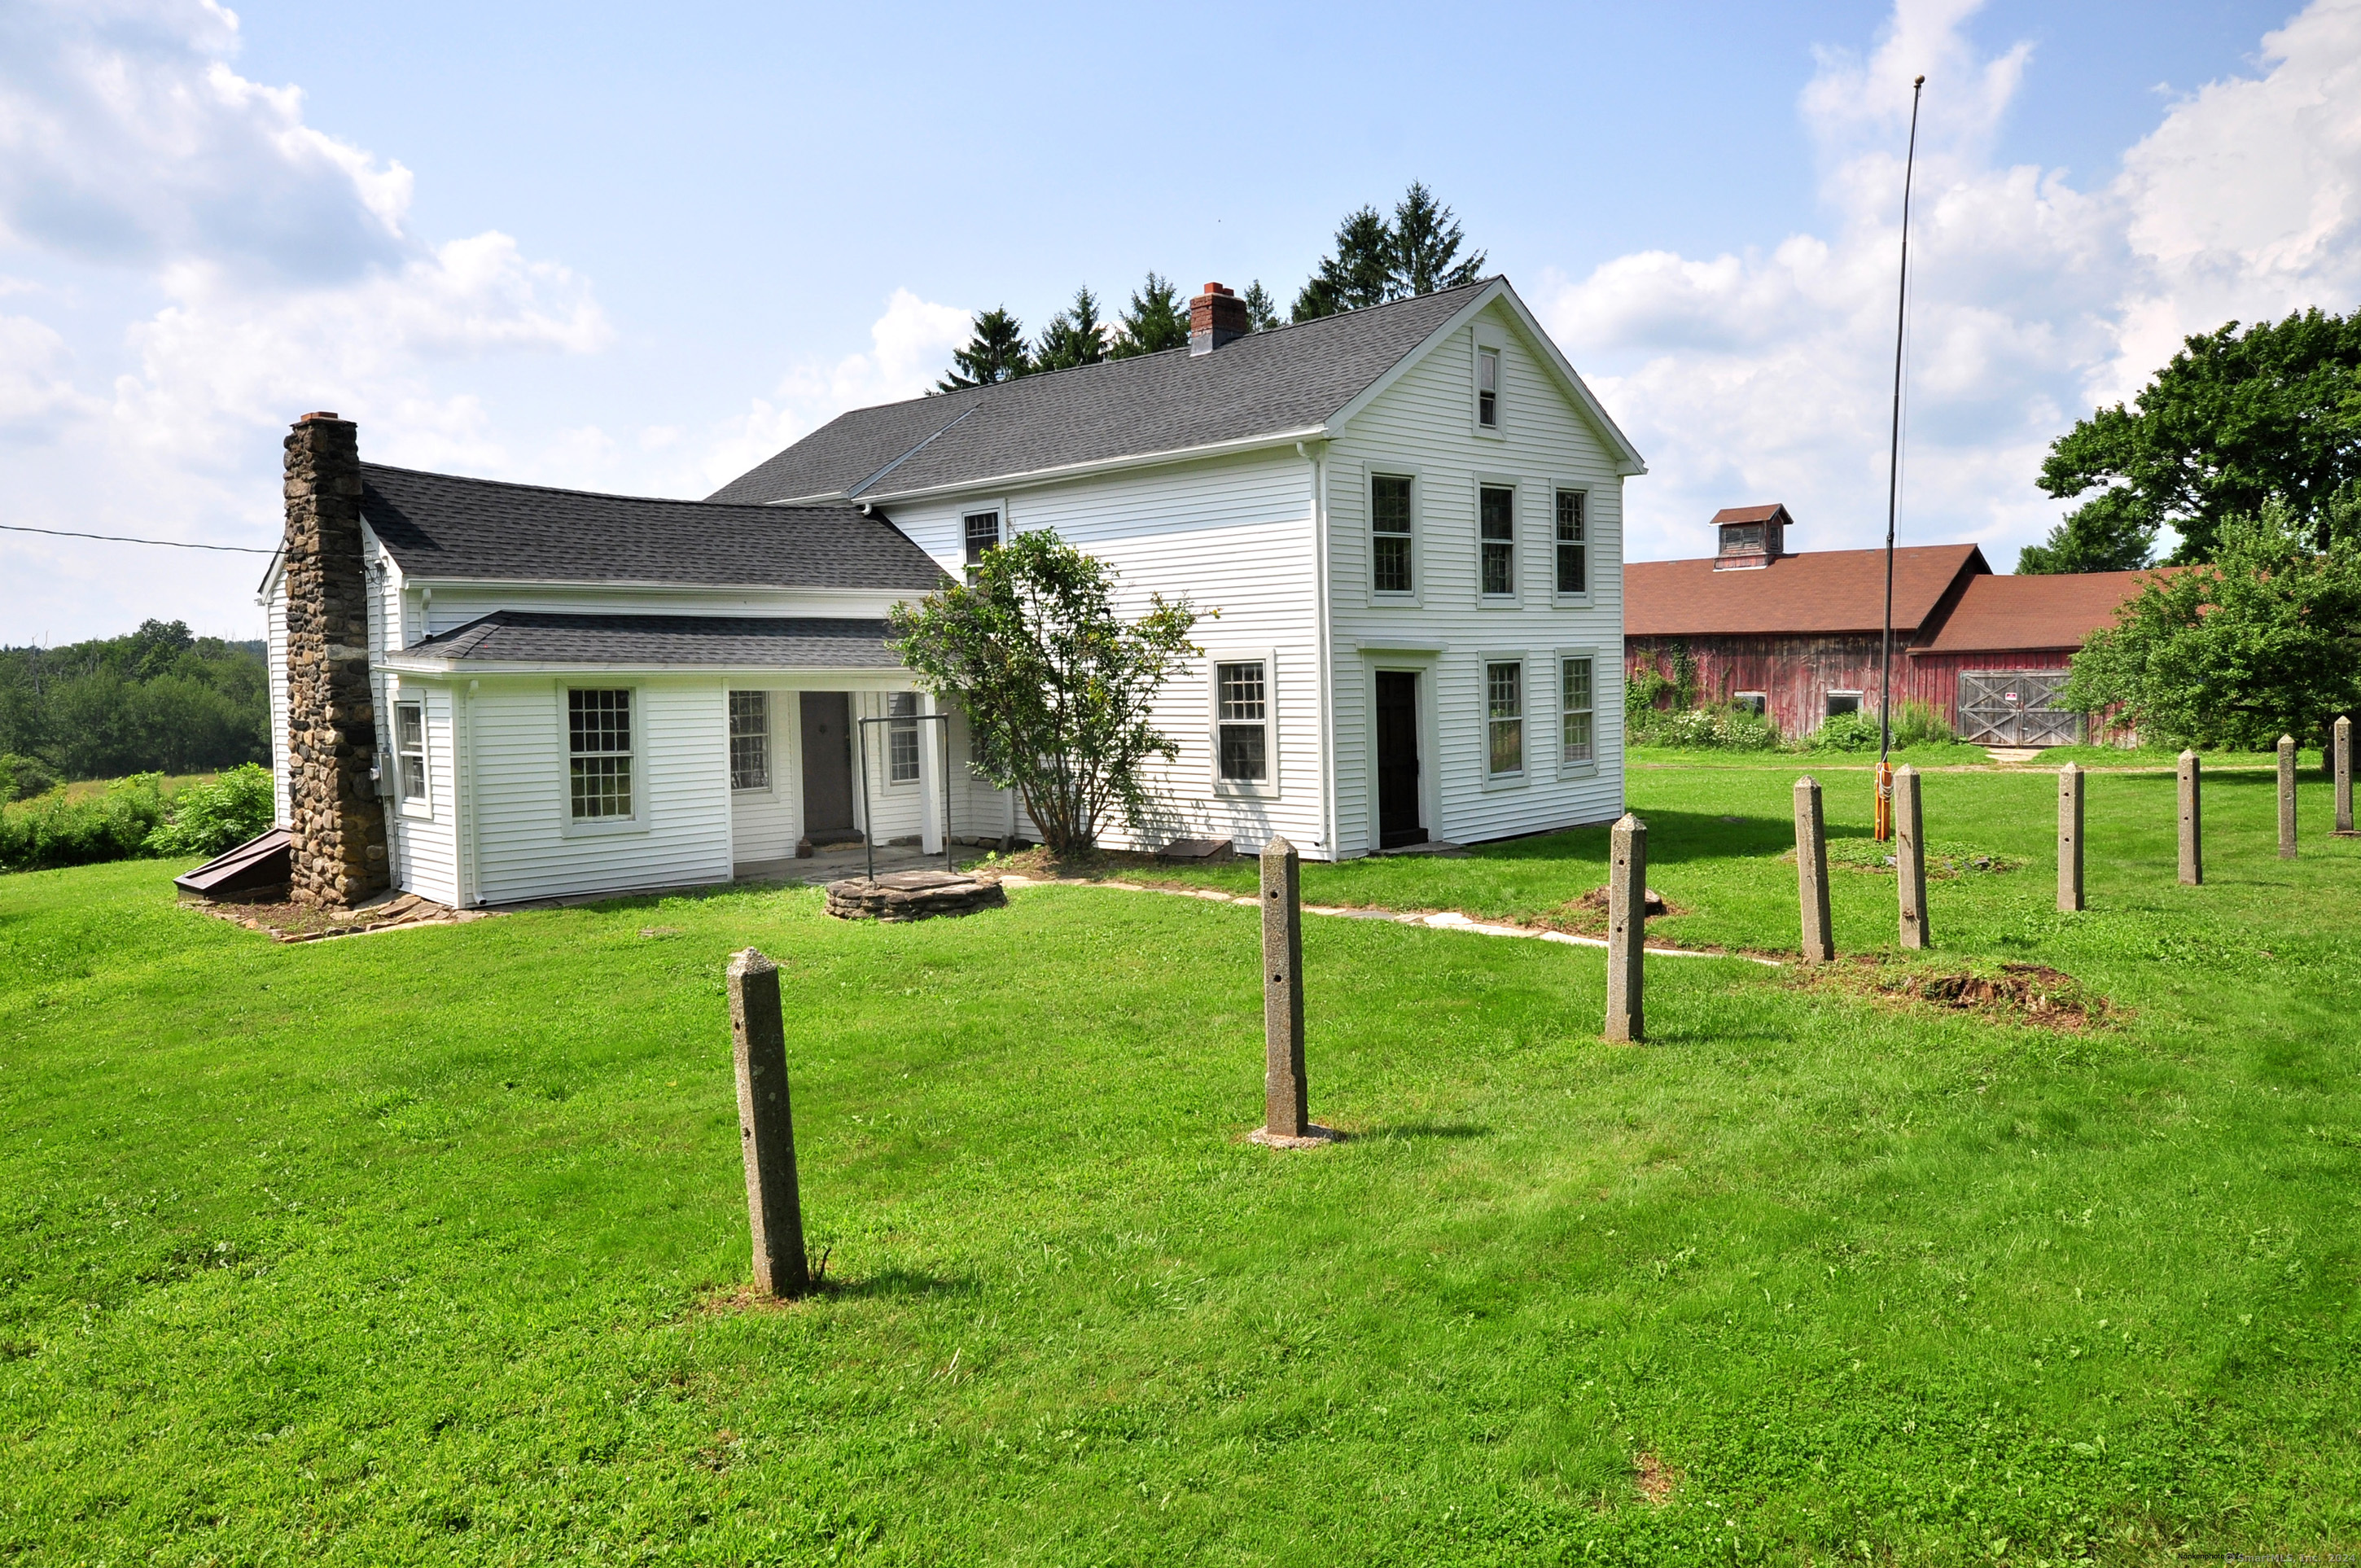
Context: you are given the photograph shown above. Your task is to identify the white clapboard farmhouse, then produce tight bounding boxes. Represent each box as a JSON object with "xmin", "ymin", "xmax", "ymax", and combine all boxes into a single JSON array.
[{"xmin": 261, "ymin": 278, "xmax": 1645, "ymax": 908}]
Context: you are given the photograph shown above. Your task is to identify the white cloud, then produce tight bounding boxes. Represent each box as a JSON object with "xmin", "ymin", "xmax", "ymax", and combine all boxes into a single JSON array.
[
  {"xmin": 695, "ymin": 287, "xmax": 971, "ymax": 493},
  {"xmin": 1548, "ymin": 0, "xmax": 2361, "ymax": 569}
]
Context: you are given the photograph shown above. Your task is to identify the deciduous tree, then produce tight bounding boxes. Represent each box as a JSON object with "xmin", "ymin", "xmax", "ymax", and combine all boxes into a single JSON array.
[{"xmin": 889, "ymin": 529, "xmax": 1202, "ymax": 855}]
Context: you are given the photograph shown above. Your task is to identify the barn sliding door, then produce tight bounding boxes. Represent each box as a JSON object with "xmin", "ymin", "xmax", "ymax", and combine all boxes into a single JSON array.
[{"xmin": 1956, "ymin": 670, "xmax": 2082, "ymax": 747}]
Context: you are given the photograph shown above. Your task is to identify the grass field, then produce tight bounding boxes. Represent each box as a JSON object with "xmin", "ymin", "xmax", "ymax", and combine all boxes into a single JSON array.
[{"xmin": 2, "ymin": 762, "xmax": 2356, "ymax": 1564}]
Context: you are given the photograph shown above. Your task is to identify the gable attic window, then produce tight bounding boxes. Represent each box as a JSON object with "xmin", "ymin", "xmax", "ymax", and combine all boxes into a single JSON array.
[
  {"xmin": 887, "ymin": 693, "xmax": 922, "ymax": 785},
  {"xmin": 729, "ymin": 690, "xmax": 770, "ymax": 791},
  {"xmin": 394, "ymin": 700, "xmax": 427, "ymax": 801},
  {"xmin": 964, "ymin": 510, "xmax": 1001, "ymax": 579},
  {"xmin": 568, "ymin": 688, "xmax": 634, "ymax": 820},
  {"xmin": 1371, "ymin": 475, "xmax": 1413, "ymax": 595},
  {"xmin": 1216, "ymin": 660, "xmax": 1268, "ymax": 784},
  {"xmin": 1554, "ymin": 491, "xmax": 1587, "ymax": 594},
  {"xmin": 1480, "ymin": 486, "xmax": 1516, "ymax": 597},
  {"xmin": 1477, "ymin": 347, "xmax": 1500, "ymax": 428}
]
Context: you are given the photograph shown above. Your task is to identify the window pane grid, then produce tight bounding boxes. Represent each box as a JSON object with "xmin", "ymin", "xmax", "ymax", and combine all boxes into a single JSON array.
[
  {"xmin": 1480, "ymin": 487, "xmax": 1514, "ymax": 596},
  {"xmin": 568, "ymin": 689, "xmax": 633, "ymax": 820},
  {"xmin": 887, "ymin": 692, "xmax": 921, "ymax": 784},
  {"xmin": 1216, "ymin": 661, "xmax": 1268, "ymax": 782},
  {"xmin": 1556, "ymin": 490, "xmax": 1587, "ymax": 594},
  {"xmin": 1487, "ymin": 662, "xmax": 1522, "ymax": 776},
  {"xmin": 729, "ymin": 690, "xmax": 769, "ymax": 792},
  {"xmin": 1478, "ymin": 348, "xmax": 1500, "ymax": 427},
  {"xmin": 1371, "ymin": 475, "xmax": 1413, "ymax": 594},
  {"xmin": 964, "ymin": 511, "xmax": 1000, "ymax": 571},
  {"xmin": 1561, "ymin": 658, "xmax": 1594, "ymax": 764},
  {"xmin": 395, "ymin": 702, "xmax": 427, "ymax": 800}
]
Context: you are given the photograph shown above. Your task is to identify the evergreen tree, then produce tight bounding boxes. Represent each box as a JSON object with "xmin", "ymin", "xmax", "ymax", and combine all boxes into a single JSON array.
[
  {"xmin": 1391, "ymin": 181, "xmax": 1486, "ymax": 296},
  {"xmin": 1032, "ymin": 287, "xmax": 1110, "ymax": 372},
  {"xmin": 936, "ymin": 307, "xmax": 1032, "ymax": 391},
  {"xmin": 1110, "ymin": 273, "xmax": 1189, "ymax": 358},
  {"xmin": 1239, "ymin": 281, "xmax": 1281, "ymax": 333},
  {"xmin": 1292, "ymin": 206, "xmax": 1395, "ymax": 322}
]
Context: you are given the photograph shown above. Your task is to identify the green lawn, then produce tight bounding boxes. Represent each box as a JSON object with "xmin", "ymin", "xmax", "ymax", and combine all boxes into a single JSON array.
[{"xmin": 2, "ymin": 764, "xmax": 2356, "ymax": 1563}]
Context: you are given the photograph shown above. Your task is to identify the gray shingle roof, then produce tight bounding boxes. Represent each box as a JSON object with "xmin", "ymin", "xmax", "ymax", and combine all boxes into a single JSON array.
[
  {"xmin": 396, "ymin": 611, "xmax": 905, "ymax": 668},
  {"xmin": 359, "ymin": 464, "xmax": 944, "ymax": 589},
  {"xmin": 707, "ymin": 282, "xmax": 1493, "ymax": 504}
]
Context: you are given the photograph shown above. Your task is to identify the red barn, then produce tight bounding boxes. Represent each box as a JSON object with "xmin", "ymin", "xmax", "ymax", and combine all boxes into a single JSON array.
[{"xmin": 1625, "ymin": 506, "xmax": 2170, "ymax": 745}]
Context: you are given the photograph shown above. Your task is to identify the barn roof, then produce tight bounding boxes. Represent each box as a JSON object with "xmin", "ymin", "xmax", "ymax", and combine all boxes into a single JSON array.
[
  {"xmin": 1623, "ymin": 545, "xmax": 1987, "ymax": 637},
  {"xmin": 1913, "ymin": 568, "xmax": 2178, "ymax": 654}
]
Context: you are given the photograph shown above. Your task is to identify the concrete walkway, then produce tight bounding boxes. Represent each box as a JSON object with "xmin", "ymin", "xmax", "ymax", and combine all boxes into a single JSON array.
[{"xmin": 734, "ymin": 843, "xmax": 977, "ymax": 888}]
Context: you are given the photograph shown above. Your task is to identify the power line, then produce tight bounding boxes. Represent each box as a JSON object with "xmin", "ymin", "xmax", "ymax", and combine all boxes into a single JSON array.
[{"xmin": 0, "ymin": 522, "xmax": 276, "ymax": 555}]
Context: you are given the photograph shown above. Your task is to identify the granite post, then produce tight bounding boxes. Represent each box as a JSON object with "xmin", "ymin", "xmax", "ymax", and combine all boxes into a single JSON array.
[
  {"xmin": 2058, "ymin": 764, "xmax": 2085, "ymax": 913},
  {"xmin": 1794, "ymin": 776, "xmax": 1835, "ymax": 962},
  {"xmin": 1604, "ymin": 812, "xmax": 1647, "ymax": 1043},
  {"xmin": 1260, "ymin": 837, "xmax": 1309, "ymax": 1140},
  {"xmin": 728, "ymin": 948, "xmax": 808, "ymax": 1298},
  {"xmin": 2178, "ymin": 751, "xmax": 2203, "ymax": 887},
  {"xmin": 2278, "ymin": 734, "xmax": 2298, "ymax": 860},
  {"xmin": 282, "ymin": 412, "xmax": 389, "ymax": 909},
  {"xmin": 2336, "ymin": 716, "xmax": 2354, "ymax": 837},
  {"xmin": 1894, "ymin": 766, "xmax": 1930, "ymax": 949}
]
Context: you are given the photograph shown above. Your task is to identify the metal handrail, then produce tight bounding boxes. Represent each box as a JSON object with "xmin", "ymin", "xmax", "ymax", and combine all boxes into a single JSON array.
[{"xmin": 853, "ymin": 708, "xmax": 955, "ymax": 883}]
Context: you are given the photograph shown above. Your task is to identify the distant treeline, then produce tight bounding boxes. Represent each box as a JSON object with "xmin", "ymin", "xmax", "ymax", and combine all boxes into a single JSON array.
[{"xmin": 0, "ymin": 620, "xmax": 269, "ymax": 789}]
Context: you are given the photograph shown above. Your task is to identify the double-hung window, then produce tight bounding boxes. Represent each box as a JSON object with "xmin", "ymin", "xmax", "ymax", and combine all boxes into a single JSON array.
[
  {"xmin": 568, "ymin": 689, "xmax": 634, "ymax": 821},
  {"xmin": 963, "ymin": 510, "xmax": 1001, "ymax": 579},
  {"xmin": 1555, "ymin": 490, "xmax": 1587, "ymax": 595},
  {"xmin": 394, "ymin": 700, "xmax": 427, "ymax": 802},
  {"xmin": 1216, "ymin": 660, "xmax": 1268, "ymax": 784},
  {"xmin": 1479, "ymin": 487, "xmax": 1516, "ymax": 597},
  {"xmin": 887, "ymin": 693, "xmax": 922, "ymax": 785},
  {"xmin": 1486, "ymin": 662, "xmax": 1524, "ymax": 777},
  {"xmin": 1371, "ymin": 475, "xmax": 1413, "ymax": 595},
  {"xmin": 1560, "ymin": 657, "xmax": 1594, "ymax": 765},
  {"xmin": 1477, "ymin": 347, "xmax": 1500, "ymax": 428},
  {"xmin": 729, "ymin": 690, "xmax": 770, "ymax": 791}
]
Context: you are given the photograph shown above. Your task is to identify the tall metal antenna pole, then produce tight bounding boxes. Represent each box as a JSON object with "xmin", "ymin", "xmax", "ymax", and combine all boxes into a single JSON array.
[{"xmin": 1876, "ymin": 73, "xmax": 1925, "ymax": 843}]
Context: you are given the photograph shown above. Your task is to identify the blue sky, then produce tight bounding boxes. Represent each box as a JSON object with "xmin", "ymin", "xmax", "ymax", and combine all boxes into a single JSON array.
[{"xmin": 4, "ymin": 0, "xmax": 2354, "ymax": 643}]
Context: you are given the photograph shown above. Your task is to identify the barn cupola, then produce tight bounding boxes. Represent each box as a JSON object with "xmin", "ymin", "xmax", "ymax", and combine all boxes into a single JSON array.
[
  {"xmin": 1711, "ymin": 503, "xmax": 1793, "ymax": 570},
  {"xmin": 1189, "ymin": 283, "xmax": 1251, "ymax": 356}
]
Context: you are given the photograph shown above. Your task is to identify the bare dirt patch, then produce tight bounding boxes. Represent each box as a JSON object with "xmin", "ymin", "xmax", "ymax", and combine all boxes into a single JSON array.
[
  {"xmin": 1821, "ymin": 956, "xmax": 2114, "ymax": 1030},
  {"xmin": 1634, "ymin": 1451, "xmax": 1679, "ymax": 1505},
  {"xmin": 184, "ymin": 891, "xmax": 486, "ymax": 944}
]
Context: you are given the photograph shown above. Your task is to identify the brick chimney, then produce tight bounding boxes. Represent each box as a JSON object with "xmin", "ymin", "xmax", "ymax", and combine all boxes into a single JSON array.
[
  {"xmin": 1189, "ymin": 283, "xmax": 1251, "ymax": 356},
  {"xmin": 281, "ymin": 412, "xmax": 389, "ymax": 909}
]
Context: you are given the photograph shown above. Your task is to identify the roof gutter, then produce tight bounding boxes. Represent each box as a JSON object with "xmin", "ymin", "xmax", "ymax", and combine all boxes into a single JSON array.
[{"xmin": 856, "ymin": 425, "xmax": 1331, "ymax": 506}]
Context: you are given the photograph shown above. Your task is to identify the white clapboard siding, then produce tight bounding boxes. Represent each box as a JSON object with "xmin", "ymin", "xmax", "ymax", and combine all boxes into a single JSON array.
[
  {"xmin": 1327, "ymin": 297, "xmax": 1627, "ymax": 853},
  {"xmin": 387, "ymin": 683, "xmax": 462, "ymax": 904},
  {"xmin": 890, "ymin": 449, "xmax": 1326, "ymax": 855},
  {"xmin": 469, "ymin": 676, "xmax": 733, "ymax": 904},
  {"xmin": 265, "ymin": 577, "xmax": 291, "ymax": 826}
]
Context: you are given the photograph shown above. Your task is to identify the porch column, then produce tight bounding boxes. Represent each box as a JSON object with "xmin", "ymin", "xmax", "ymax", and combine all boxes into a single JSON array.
[{"xmin": 917, "ymin": 690, "xmax": 944, "ymax": 856}]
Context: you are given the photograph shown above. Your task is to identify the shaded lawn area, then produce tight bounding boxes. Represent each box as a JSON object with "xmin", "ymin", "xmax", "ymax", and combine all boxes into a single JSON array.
[{"xmin": 2, "ymin": 764, "xmax": 2357, "ymax": 1563}]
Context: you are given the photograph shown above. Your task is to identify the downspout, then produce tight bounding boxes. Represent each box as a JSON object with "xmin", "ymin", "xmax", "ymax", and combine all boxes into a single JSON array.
[
  {"xmin": 1301, "ymin": 440, "xmax": 1338, "ymax": 860},
  {"xmin": 459, "ymin": 677, "xmax": 481, "ymax": 906}
]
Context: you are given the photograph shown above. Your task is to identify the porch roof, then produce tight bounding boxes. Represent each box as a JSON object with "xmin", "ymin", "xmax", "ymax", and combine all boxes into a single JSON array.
[{"xmin": 381, "ymin": 611, "xmax": 908, "ymax": 672}]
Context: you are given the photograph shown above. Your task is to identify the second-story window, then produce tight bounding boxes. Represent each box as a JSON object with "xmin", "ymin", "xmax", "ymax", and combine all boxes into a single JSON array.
[
  {"xmin": 1555, "ymin": 490, "xmax": 1588, "ymax": 594},
  {"xmin": 1480, "ymin": 486, "xmax": 1515, "ymax": 597},
  {"xmin": 1371, "ymin": 475, "xmax": 1413, "ymax": 595},
  {"xmin": 963, "ymin": 510, "xmax": 1001, "ymax": 579},
  {"xmin": 1478, "ymin": 348, "xmax": 1500, "ymax": 428}
]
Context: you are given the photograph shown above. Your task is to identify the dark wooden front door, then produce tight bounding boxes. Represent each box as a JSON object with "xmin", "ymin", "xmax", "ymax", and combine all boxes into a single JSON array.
[
  {"xmin": 799, "ymin": 692, "xmax": 858, "ymax": 840},
  {"xmin": 1376, "ymin": 671, "xmax": 1426, "ymax": 848}
]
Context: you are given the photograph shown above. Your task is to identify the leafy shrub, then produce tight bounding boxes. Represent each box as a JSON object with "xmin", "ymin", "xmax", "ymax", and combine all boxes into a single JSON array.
[
  {"xmin": 0, "ymin": 753, "xmax": 58, "ymax": 802},
  {"xmin": 146, "ymin": 763, "xmax": 274, "ymax": 858},
  {"xmin": 0, "ymin": 775, "xmax": 169, "ymax": 872},
  {"xmin": 1886, "ymin": 699, "xmax": 1957, "ymax": 748},
  {"xmin": 1633, "ymin": 703, "xmax": 1784, "ymax": 751},
  {"xmin": 1811, "ymin": 712, "xmax": 1885, "ymax": 752}
]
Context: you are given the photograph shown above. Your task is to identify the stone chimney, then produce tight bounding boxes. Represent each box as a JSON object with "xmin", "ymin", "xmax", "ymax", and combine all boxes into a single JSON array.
[
  {"xmin": 1189, "ymin": 283, "xmax": 1251, "ymax": 356},
  {"xmin": 281, "ymin": 412, "xmax": 389, "ymax": 909}
]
